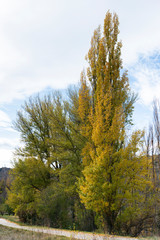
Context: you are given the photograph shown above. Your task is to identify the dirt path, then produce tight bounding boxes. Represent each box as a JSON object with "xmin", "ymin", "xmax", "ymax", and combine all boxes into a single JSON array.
[{"xmin": 0, "ymin": 218, "xmax": 137, "ymax": 240}]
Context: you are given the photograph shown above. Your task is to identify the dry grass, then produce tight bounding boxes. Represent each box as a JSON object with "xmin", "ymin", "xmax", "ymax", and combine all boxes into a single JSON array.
[
  {"xmin": 0, "ymin": 215, "xmax": 25, "ymax": 225},
  {"xmin": 0, "ymin": 225, "xmax": 71, "ymax": 240}
]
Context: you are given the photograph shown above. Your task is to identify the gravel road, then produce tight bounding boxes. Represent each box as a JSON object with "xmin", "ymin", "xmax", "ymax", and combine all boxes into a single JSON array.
[{"xmin": 0, "ymin": 218, "xmax": 137, "ymax": 240}]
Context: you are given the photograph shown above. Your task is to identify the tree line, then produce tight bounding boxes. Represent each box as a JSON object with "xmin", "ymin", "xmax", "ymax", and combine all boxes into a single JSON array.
[{"xmin": 3, "ymin": 11, "xmax": 160, "ymax": 237}]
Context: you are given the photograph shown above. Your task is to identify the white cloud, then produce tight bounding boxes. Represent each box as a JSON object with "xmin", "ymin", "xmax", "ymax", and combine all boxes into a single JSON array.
[
  {"xmin": 0, "ymin": 148, "xmax": 14, "ymax": 168},
  {"xmin": 0, "ymin": 137, "xmax": 19, "ymax": 148},
  {"xmin": 114, "ymin": 0, "xmax": 160, "ymax": 66},
  {"xmin": 0, "ymin": 135, "xmax": 20, "ymax": 167},
  {"xmin": 0, "ymin": 109, "xmax": 19, "ymax": 167},
  {"xmin": 130, "ymin": 53, "xmax": 160, "ymax": 106},
  {"xmin": 0, "ymin": 110, "xmax": 11, "ymax": 127}
]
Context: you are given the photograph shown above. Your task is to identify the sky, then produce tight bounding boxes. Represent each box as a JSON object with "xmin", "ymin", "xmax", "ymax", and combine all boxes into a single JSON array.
[{"xmin": 0, "ymin": 0, "xmax": 160, "ymax": 167}]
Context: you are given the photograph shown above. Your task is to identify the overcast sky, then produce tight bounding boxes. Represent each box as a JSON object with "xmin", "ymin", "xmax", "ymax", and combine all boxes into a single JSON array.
[{"xmin": 0, "ymin": 0, "xmax": 160, "ymax": 167}]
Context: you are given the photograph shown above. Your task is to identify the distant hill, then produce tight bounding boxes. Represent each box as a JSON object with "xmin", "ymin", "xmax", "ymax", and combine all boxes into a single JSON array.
[
  {"xmin": 0, "ymin": 167, "xmax": 10, "ymax": 181},
  {"xmin": 0, "ymin": 167, "xmax": 11, "ymax": 203}
]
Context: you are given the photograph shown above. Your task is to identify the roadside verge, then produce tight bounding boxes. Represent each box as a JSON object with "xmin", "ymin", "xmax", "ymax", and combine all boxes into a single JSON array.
[{"xmin": 0, "ymin": 218, "xmax": 137, "ymax": 240}]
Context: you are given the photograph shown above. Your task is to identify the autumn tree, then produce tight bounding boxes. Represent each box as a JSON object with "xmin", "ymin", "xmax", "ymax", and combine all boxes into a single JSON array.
[{"xmin": 78, "ymin": 11, "xmax": 152, "ymax": 234}]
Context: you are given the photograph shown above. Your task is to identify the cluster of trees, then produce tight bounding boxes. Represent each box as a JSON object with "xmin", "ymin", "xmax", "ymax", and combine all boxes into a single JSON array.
[{"xmin": 4, "ymin": 11, "xmax": 160, "ymax": 236}]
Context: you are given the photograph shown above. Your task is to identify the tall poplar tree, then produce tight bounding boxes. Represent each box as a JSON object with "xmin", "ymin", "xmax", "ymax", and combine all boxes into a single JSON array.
[{"xmin": 78, "ymin": 11, "xmax": 151, "ymax": 234}]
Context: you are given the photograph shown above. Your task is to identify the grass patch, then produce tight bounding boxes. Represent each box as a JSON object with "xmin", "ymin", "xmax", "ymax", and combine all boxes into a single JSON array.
[
  {"xmin": 0, "ymin": 225, "xmax": 73, "ymax": 240},
  {"xmin": 0, "ymin": 215, "xmax": 21, "ymax": 224},
  {"xmin": 140, "ymin": 237, "xmax": 160, "ymax": 240}
]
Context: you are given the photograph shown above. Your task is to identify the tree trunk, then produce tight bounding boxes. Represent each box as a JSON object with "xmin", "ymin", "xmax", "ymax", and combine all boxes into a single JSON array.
[{"xmin": 103, "ymin": 213, "xmax": 114, "ymax": 234}]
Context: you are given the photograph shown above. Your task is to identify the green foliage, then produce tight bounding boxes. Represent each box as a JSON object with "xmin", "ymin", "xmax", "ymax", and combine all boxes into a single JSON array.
[
  {"xmin": 7, "ymin": 157, "xmax": 51, "ymax": 223},
  {"xmin": 36, "ymin": 183, "xmax": 73, "ymax": 228},
  {"xmin": 7, "ymin": 91, "xmax": 95, "ymax": 231}
]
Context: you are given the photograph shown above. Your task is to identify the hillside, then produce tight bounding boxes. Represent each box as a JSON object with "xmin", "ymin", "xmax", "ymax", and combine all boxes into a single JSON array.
[
  {"xmin": 0, "ymin": 167, "xmax": 11, "ymax": 204},
  {"xmin": 0, "ymin": 168, "xmax": 10, "ymax": 181}
]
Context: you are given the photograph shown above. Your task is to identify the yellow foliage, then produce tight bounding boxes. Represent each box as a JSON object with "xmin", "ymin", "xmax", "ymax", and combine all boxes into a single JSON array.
[{"xmin": 78, "ymin": 11, "xmax": 152, "ymax": 233}]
